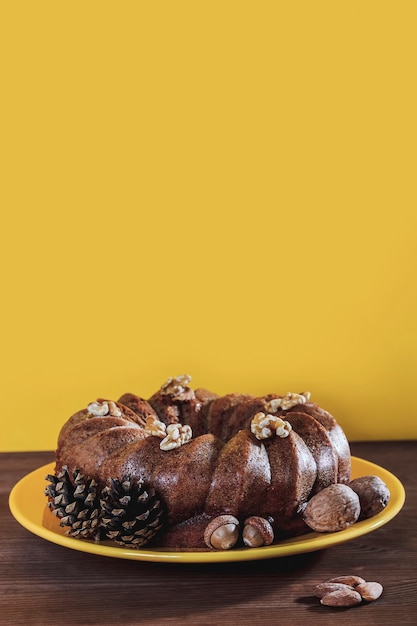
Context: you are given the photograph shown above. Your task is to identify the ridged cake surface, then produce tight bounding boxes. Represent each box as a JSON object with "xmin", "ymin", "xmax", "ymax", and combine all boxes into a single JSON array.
[{"xmin": 53, "ymin": 377, "xmax": 351, "ymax": 549}]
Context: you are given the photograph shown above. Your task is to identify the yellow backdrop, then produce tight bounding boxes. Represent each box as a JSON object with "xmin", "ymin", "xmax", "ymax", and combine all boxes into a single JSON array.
[{"xmin": 1, "ymin": 2, "xmax": 416, "ymax": 451}]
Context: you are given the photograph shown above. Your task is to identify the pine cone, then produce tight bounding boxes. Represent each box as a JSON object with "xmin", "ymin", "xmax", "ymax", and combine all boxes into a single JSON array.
[
  {"xmin": 100, "ymin": 477, "xmax": 165, "ymax": 548},
  {"xmin": 45, "ymin": 466, "xmax": 101, "ymax": 540}
]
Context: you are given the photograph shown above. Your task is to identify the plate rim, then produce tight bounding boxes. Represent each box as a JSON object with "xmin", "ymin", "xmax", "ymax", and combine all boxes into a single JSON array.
[{"xmin": 9, "ymin": 456, "xmax": 406, "ymax": 564}]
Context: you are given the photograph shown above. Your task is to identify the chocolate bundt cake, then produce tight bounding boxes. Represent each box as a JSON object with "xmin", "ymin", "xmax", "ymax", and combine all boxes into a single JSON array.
[{"xmin": 47, "ymin": 375, "xmax": 353, "ymax": 550}]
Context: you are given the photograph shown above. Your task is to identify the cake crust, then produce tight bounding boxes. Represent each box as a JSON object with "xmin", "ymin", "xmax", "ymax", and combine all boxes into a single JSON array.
[{"xmin": 50, "ymin": 378, "xmax": 352, "ymax": 550}]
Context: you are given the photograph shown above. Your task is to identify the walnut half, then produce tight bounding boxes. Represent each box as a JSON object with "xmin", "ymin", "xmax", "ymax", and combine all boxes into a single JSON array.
[
  {"xmin": 87, "ymin": 400, "xmax": 122, "ymax": 418},
  {"xmin": 144, "ymin": 416, "xmax": 193, "ymax": 450},
  {"xmin": 251, "ymin": 412, "xmax": 292, "ymax": 440},
  {"xmin": 160, "ymin": 423, "xmax": 192, "ymax": 451}
]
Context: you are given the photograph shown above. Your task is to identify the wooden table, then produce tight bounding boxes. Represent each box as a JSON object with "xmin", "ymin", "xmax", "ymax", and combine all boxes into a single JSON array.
[{"xmin": 1, "ymin": 441, "xmax": 416, "ymax": 625}]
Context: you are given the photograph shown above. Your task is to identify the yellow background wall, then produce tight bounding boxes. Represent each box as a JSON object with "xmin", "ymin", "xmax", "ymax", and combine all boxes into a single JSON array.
[{"xmin": 1, "ymin": 2, "xmax": 416, "ymax": 451}]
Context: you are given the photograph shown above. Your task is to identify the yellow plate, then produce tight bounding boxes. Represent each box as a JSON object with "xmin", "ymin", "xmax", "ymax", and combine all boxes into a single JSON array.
[{"xmin": 9, "ymin": 457, "xmax": 405, "ymax": 564}]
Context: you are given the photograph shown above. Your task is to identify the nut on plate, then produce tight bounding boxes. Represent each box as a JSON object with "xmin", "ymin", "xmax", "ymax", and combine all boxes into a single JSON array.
[
  {"xmin": 204, "ymin": 515, "xmax": 240, "ymax": 550},
  {"xmin": 348, "ymin": 475, "xmax": 390, "ymax": 519},
  {"xmin": 242, "ymin": 516, "xmax": 274, "ymax": 548},
  {"xmin": 303, "ymin": 484, "xmax": 361, "ymax": 532}
]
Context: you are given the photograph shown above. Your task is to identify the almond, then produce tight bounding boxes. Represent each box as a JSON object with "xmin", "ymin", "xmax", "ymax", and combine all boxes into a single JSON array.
[
  {"xmin": 327, "ymin": 575, "xmax": 366, "ymax": 587},
  {"xmin": 356, "ymin": 581, "xmax": 383, "ymax": 602},
  {"xmin": 314, "ymin": 582, "xmax": 354, "ymax": 598},
  {"xmin": 320, "ymin": 588, "xmax": 362, "ymax": 607},
  {"xmin": 303, "ymin": 484, "xmax": 361, "ymax": 532},
  {"xmin": 349, "ymin": 475, "xmax": 390, "ymax": 519}
]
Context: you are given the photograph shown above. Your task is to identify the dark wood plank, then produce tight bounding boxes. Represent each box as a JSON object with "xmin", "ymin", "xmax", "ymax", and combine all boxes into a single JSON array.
[{"xmin": 1, "ymin": 442, "xmax": 416, "ymax": 625}]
